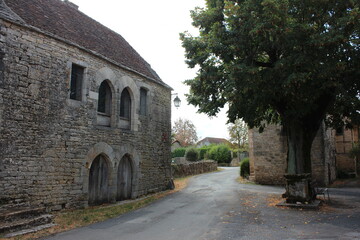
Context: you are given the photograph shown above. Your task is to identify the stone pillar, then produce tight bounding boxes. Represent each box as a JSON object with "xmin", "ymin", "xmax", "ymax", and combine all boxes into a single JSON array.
[{"xmin": 283, "ymin": 173, "xmax": 313, "ymax": 203}]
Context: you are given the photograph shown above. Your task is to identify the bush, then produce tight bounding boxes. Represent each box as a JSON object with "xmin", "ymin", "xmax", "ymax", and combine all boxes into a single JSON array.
[
  {"xmin": 240, "ymin": 158, "xmax": 250, "ymax": 178},
  {"xmin": 208, "ymin": 145, "xmax": 232, "ymax": 163},
  {"xmin": 198, "ymin": 145, "xmax": 212, "ymax": 160},
  {"xmin": 172, "ymin": 147, "xmax": 186, "ymax": 158},
  {"xmin": 185, "ymin": 148, "xmax": 199, "ymax": 162}
]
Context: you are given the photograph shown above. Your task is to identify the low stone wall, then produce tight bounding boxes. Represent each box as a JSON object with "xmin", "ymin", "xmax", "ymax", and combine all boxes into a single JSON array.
[{"xmin": 172, "ymin": 160, "xmax": 218, "ymax": 178}]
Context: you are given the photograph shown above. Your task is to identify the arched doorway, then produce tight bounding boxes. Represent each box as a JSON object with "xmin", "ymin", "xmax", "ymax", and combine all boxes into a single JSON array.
[
  {"xmin": 89, "ymin": 155, "xmax": 110, "ymax": 205},
  {"xmin": 117, "ymin": 155, "xmax": 133, "ymax": 201}
]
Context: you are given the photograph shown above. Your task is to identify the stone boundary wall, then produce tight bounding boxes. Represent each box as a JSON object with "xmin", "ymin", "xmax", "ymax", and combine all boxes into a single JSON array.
[{"xmin": 172, "ymin": 160, "xmax": 218, "ymax": 178}]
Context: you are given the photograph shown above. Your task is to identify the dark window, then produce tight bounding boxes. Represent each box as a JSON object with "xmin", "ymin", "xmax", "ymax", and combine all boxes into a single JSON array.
[
  {"xmin": 98, "ymin": 81, "xmax": 112, "ymax": 115},
  {"xmin": 70, "ymin": 64, "xmax": 84, "ymax": 101},
  {"xmin": 120, "ymin": 88, "xmax": 131, "ymax": 119},
  {"xmin": 140, "ymin": 88, "xmax": 147, "ymax": 115},
  {"xmin": 336, "ymin": 127, "xmax": 344, "ymax": 136}
]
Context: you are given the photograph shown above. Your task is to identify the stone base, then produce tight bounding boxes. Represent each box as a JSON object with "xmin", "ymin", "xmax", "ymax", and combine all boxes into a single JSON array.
[
  {"xmin": 276, "ymin": 200, "xmax": 321, "ymax": 209},
  {"xmin": 283, "ymin": 173, "xmax": 314, "ymax": 203}
]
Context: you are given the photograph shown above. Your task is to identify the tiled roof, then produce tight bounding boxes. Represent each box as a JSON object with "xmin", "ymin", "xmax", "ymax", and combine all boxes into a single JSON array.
[
  {"xmin": 3, "ymin": 0, "xmax": 165, "ymax": 84},
  {"xmin": 197, "ymin": 137, "xmax": 230, "ymax": 145}
]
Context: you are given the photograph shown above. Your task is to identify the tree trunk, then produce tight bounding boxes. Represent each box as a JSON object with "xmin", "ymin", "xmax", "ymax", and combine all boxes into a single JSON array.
[
  {"xmin": 286, "ymin": 124, "xmax": 315, "ymax": 175},
  {"xmin": 283, "ymin": 122, "xmax": 320, "ymax": 203}
]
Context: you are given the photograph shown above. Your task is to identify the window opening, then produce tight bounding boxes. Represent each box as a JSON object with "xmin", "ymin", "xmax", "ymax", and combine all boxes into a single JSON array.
[{"xmin": 70, "ymin": 64, "xmax": 84, "ymax": 101}]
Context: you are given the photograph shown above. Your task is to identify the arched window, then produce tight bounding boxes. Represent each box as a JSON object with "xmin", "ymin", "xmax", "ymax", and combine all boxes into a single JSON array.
[
  {"xmin": 120, "ymin": 88, "xmax": 131, "ymax": 120},
  {"xmin": 98, "ymin": 81, "xmax": 112, "ymax": 115}
]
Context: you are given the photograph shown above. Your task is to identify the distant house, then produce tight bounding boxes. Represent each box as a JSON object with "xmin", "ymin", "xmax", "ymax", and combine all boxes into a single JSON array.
[
  {"xmin": 197, "ymin": 137, "xmax": 231, "ymax": 147},
  {"xmin": 171, "ymin": 140, "xmax": 183, "ymax": 152}
]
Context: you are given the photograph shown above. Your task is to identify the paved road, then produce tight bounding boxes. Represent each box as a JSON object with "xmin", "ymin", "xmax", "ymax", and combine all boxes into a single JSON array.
[{"xmin": 47, "ymin": 167, "xmax": 360, "ymax": 240}]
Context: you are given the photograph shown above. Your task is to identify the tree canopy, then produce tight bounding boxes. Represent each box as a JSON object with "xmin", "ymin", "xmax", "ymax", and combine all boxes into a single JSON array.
[
  {"xmin": 172, "ymin": 118, "xmax": 198, "ymax": 146},
  {"xmin": 181, "ymin": 0, "xmax": 360, "ymax": 175}
]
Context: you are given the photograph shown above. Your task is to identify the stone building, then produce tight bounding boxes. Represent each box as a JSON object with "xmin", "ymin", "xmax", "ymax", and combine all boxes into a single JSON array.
[
  {"xmin": 0, "ymin": 0, "xmax": 172, "ymax": 211},
  {"xmin": 335, "ymin": 126, "xmax": 360, "ymax": 176},
  {"xmin": 249, "ymin": 123, "xmax": 360, "ymax": 186},
  {"xmin": 249, "ymin": 124, "xmax": 337, "ymax": 186},
  {"xmin": 197, "ymin": 137, "xmax": 231, "ymax": 147}
]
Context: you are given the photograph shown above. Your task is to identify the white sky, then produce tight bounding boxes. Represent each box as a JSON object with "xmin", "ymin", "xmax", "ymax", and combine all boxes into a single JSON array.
[{"xmin": 70, "ymin": 0, "xmax": 230, "ymax": 140}]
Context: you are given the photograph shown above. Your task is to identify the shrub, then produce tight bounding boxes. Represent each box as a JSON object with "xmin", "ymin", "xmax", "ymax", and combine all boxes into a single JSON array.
[
  {"xmin": 185, "ymin": 148, "xmax": 199, "ymax": 162},
  {"xmin": 172, "ymin": 147, "xmax": 186, "ymax": 158},
  {"xmin": 208, "ymin": 145, "xmax": 232, "ymax": 163},
  {"xmin": 198, "ymin": 145, "xmax": 212, "ymax": 160},
  {"xmin": 240, "ymin": 158, "xmax": 250, "ymax": 178}
]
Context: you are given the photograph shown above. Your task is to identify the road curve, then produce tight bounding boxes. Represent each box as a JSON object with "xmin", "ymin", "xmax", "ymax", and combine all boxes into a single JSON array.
[
  {"xmin": 47, "ymin": 167, "xmax": 243, "ymax": 240},
  {"xmin": 47, "ymin": 167, "xmax": 360, "ymax": 240}
]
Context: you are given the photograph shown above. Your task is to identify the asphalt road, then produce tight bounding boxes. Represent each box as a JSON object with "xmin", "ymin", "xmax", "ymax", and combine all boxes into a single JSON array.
[{"xmin": 47, "ymin": 167, "xmax": 360, "ymax": 240}]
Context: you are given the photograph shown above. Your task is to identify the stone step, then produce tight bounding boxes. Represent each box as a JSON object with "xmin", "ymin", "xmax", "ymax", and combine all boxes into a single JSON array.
[
  {"xmin": 4, "ymin": 223, "xmax": 57, "ymax": 238},
  {"xmin": 0, "ymin": 207, "xmax": 46, "ymax": 222},
  {"xmin": 0, "ymin": 214, "xmax": 54, "ymax": 234}
]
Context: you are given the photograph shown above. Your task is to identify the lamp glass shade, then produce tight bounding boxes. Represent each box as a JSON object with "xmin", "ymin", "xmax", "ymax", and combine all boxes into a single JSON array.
[{"xmin": 173, "ymin": 96, "xmax": 181, "ymax": 108}]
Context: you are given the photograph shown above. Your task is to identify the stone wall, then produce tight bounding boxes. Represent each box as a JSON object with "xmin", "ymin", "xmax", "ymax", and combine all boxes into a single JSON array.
[
  {"xmin": 335, "ymin": 127, "xmax": 359, "ymax": 174},
  {"xmin": 172, "ymin": 161, "xmax": 218, "ymax": 178},
  {"xmin": 0, "ymin": 19, "xmax": 172, "ymax": 210},
  {"xmin": 249, "ymin": 124, "xmax": 336, "ymax": 186}
]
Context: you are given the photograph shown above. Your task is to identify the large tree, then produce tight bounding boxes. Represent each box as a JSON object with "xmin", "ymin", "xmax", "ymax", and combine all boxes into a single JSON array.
[
  {"xmin": 181, "ymin": 0, "xmax": 360, "ymax": 200},
  {"xmin": 172, "ymin": 118, "xmax": 198, "ymax": 146}
]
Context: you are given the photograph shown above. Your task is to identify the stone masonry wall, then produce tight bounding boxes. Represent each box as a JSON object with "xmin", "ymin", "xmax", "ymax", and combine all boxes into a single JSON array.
[
  {"xmin": 171, "ymin": 161, "xmax": 218, "ymax": 178},
  {"xmin": 0, "ymin": 19, "xmax": 172, "ymax": 210},
  {"xmin": 249, "ymin": 124, "xmax": 336, "ymax": 186},
  {"xmin": 335, "ymin": 127, "xmax": 359, "ymax": 174}
]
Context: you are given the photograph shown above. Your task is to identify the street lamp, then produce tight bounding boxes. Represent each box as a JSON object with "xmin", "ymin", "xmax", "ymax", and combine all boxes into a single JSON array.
[{"xmin": 172, "ymin": 93, "xmax": 181, "ymax": 108}]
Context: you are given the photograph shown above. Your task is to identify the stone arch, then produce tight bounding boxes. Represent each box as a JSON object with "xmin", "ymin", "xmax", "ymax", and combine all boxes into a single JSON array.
[
  {"xmin": 83, "ymin": 142, "xmax": 116, "ymax": 205},
  {"xmin": 95, "ymin": 67, "xmax": 117, "ymax": 87},
  {"xmin": 115, "ymin": 144, "xmax": 140, "ymax": 199},
  {"xmin": 96, "ymin": 79, "xmax": 116, "ymax": 127},
  {"xmin": 95, "ymin": 68, "xmax": 117, "ymax": 127},
  {"xmin": 117, "ymin": 76, "xmax": 139, "ymax": 131}
]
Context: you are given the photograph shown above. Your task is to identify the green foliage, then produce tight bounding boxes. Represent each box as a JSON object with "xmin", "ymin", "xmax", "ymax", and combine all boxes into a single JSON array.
[
  {"xmin": 208, "ymin": 144, "xmax": 232, "ymax": 163},
  {"xmin": 185, "ymin": 148, "xmax": 199, "ymax": 162},
  {"xmin": 198, "ymin": 145, "xmax": 213, "ymax": 160},
  {"xmin": 181, "ymin": 0, "xmax": 360, "ymax": 175},
  {"xmin": 240, "ymin": 158, "xmax": 250, "ymax": 178},
  {"xmin": 227, "ymin": 119, "xmax": 248, "ymax": 148},
  {"xmin": 172, "ymin": 147, "xmax": 187, "ymax": 158}
]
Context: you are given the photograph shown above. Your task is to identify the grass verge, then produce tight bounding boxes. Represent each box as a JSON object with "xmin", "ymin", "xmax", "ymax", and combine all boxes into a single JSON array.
[
  {"xmin": 3, "ymin": 177, "xmax": 190, "ymax": 240},
  {"xmin": 236, "ymin": 176, "xmax": 257, "ymax": 185}
]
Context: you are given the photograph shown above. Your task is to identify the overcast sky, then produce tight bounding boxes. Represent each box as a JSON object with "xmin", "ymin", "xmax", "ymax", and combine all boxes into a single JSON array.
[{"xmin": 70, "ymin": 0, "xmax": 230, "ymax": 140}]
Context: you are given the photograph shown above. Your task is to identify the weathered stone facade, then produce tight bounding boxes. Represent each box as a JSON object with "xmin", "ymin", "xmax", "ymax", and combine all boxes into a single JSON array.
[
  {"xmin": 0, "ymin": 0, "xmax": 172, "ymax": 211},
  {"xmin": 335, "ymin": 127, "xmax": 360, "ymax": 175},
  {"xmin": 249, "ymin": 124, "xmax": 337, "ymax": 186}
]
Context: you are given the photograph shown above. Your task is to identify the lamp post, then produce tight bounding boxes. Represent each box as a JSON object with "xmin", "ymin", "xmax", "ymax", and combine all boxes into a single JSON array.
[{"xmin": 172, "ymin": 93, "xmax": 181, "ymax": 108}]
